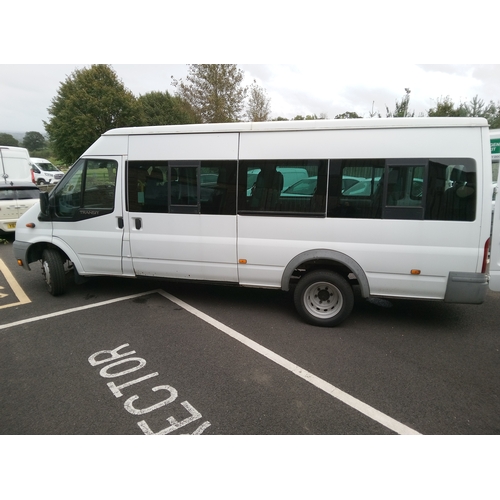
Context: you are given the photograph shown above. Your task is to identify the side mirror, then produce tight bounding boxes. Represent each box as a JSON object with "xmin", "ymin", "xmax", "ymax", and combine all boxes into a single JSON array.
[{"xmin": 39, "ymin": 191, "xmax": 49, "ymax": 217}]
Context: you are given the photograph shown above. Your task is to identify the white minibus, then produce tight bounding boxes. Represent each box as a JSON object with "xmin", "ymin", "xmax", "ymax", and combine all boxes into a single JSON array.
[{"xmin": 13, "ymin": 118, "xmax": 500, "ymax": 326}]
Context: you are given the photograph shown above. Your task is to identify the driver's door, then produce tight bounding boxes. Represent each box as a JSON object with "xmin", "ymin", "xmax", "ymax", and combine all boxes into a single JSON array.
[{"xmin": 50, "ymin": 156, "xmax": 125, "ymax": 275}]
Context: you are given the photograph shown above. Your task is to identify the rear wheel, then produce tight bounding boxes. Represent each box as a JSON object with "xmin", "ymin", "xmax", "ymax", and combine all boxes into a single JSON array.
[
  {"xmin": 41, "ymin": 248, "xmax": 67, "ymax": 296},
  {"xmin": 294, "ymin": 270, "xmax": 354, "ymax": 327}
]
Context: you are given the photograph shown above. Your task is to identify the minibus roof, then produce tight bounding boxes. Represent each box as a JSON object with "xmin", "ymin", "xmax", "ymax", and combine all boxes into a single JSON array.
[{"xmin": 103, "ymin": 117, "xmax": 489, "ymax": 137}]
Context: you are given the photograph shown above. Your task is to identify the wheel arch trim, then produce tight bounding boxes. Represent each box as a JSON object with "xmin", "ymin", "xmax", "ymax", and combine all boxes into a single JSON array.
[
  {"xmin": 49, "ymin": 238, "xmax": 85, "ymax": 273},
  {"xmin": 281, "ymin": 249, "xmax": 370, "ymax": 298}
]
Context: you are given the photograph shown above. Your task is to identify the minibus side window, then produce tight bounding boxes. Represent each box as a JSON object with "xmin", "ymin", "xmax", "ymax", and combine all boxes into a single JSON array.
[
  {"xmin": 238, "ymin": 160, "xmax": 327, "ymax": 215},
  {"xmin": 127, "ymin": 160, "xmax": 237, "ymax": 215},
  {"xmin": 425, "ymin": 159, "xmax": 476, "ymax": 221},
  {"xmin": 199, "ymin": 161, "xmax": 237, "ymax": 215},
  {"xmin": 54, "ymin": 159, "xmax": 85, "ymax": 218},
  {"xmin": 327, "ymin": 158, "xmax": 476, "ymax": 221},
  {"xmin": 169, "ymin": 164, "xmax": 199, "ymax": 214},
  {"xmin": 82, "ymin": 160, "xmax": 117, "ymax": 210},
  {"xmin": 328, "ymin": 159, "xmax": 385, "ymax": 218},
  {"xmin": 54, "ymin": 158, "xmax": 117, "ymax": 219}
]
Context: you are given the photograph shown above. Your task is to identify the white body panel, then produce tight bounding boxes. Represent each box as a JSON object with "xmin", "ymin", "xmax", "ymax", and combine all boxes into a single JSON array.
[
  {"xmin": 237, "ymin": 216, "xmax": 482, "ymax": 297},
  {"xmin": 129, "ymin": 214, "xmax": 238, "ymax": 281},
  {"xmin": 238, "ymin": 127, "xmax": 483, "ymax": 160}
]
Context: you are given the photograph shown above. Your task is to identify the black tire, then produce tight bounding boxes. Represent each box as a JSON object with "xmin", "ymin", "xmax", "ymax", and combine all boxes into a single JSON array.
[
  {"xmin": 41, "ymin": 248, "xmax": 67, "ymax": 296},
  {"xmin": 37, "ymin": 179, "xmax": 46, "ymax": 185},
  {"xmin": 294, "ymin": 270, "xmax": 354, "ymax": 327}
]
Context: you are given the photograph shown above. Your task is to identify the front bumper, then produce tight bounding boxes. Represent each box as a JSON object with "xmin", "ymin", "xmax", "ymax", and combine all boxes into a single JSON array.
[{"xmin": 12, "ymin": 240, "xmax": 32, "ymax": 270}]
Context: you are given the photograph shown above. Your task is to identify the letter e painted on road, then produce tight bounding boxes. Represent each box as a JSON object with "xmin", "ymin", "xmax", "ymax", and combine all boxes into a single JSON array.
[{"xmin": 124, "ymin": 385, "xmax": 178, "ymax": 415}]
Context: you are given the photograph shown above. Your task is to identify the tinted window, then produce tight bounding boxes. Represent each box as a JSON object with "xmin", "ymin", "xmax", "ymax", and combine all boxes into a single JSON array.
[
  {"xmin": 54, "ymin": 159, "xmax": 117, "ymax": 219},
  {"xmin": 0, "ymin": 188, "xmax": 39, "ymax": 200},
  {"xmin": 238, "ymin": 160, "xmax": 328, "ymax": 215},
  {"xmin": 15, "ymin": 188, "xmax": 40, "ymax": 200},
  {"xmin": 425, "ymin": 159, "xmax": 476, "ymax": 221},
  {"xmin": 328, "ymin": 159, "xmax": 384, "ymax": 218},
  {"xmin": 128, "ymin": 160, "xmax": 237, "ymax": 215},
  {"xmin": 328, "ymin": 158, "xmax": 475, "ymax": 221}
]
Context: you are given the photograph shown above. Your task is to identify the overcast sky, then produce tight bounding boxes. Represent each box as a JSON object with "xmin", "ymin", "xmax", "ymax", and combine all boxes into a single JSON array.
[
  {"xmin": 1, "ymin": 63, "xmax": 499, "ymax": 135},
  {"xmin": 1, "ymin": 1, "xmax": 499, "ymax": 137}
]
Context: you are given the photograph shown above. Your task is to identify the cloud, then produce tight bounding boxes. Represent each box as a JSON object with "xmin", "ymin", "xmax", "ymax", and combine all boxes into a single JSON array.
[{"xmin": 1, "ymin": 63, "xmax": 499, "ymax": 134}]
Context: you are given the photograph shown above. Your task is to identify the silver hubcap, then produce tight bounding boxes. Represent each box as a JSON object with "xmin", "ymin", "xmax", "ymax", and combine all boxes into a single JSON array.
[
  {"xmin": 303, "ymin": 281, "xmax": 343, "ymax": 319},
  {"xmin": 42, "ymin": 261, "xmax": 51, "ymax": 287}
]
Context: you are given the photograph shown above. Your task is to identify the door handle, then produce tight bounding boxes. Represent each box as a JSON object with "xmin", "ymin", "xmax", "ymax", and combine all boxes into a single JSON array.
[
  {"xmin": 117, "ymin": 216, "xmax": 124, "ymax": 229},
  {"xmin": 135, "ymin": 218, "xmax": 142, "ymax": 230}
]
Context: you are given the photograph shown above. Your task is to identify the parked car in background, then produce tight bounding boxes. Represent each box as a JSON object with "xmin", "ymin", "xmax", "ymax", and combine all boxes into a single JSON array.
[
  {"xmin": 246, "ymin": 167, "xmax": 309, "ymax": 195},
  {"xmin": 30, "ymin": 157, "xmax": 64, "ymax": 185},
  {"xmin": 0, "ymin": 182, "xmax": 40, "ymax": 234},
  {"xmin": 282, "ymin": 175, "xmax": 363, "ymax": 197}
]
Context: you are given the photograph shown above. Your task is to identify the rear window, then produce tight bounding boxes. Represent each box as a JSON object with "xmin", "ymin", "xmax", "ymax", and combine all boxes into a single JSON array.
[{"xmin": 0, "ymin": 187, "xmax": 39, "ymax": 200}]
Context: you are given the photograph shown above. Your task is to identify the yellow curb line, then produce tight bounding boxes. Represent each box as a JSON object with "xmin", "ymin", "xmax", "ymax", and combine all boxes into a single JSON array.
[{"xmin": 0, "ymin": 258, "xmax": 31, "ymax": 310}]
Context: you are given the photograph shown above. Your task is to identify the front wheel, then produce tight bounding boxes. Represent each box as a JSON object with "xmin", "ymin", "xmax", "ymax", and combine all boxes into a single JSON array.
[
  {"xmin": 41, "ymin": 248, "xmax": 67, "ymax": 296},
  {"xmin": 294, "ymin": 270, "xmax": 354, "ymax": 327}
]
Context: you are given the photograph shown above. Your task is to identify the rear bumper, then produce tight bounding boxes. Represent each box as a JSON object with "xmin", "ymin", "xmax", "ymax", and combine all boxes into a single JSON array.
[
  {"xmin": 0, "ymin": 219, "xmax": 17, "ymax": 233},
  {"xmin": 444, "ymin": 272, "xmax": 488, "ymax": 304}
]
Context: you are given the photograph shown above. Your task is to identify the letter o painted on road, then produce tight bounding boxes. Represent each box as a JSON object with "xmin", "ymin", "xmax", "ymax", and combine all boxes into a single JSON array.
[{"xmin": 99, "ymin": 357, "xmax": 147, "ymax": 378}]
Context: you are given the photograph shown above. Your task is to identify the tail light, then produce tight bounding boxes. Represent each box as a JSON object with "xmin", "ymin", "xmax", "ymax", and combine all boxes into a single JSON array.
[{"xmin": 482, "ymin": 237, "xmax": 490, "ymax": 273}]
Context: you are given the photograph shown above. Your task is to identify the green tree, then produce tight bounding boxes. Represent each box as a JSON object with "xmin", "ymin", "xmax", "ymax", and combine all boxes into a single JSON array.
[
  {"xmin": 386, "ymin": 88, "xmax": 415, "ymax": 117},
  {"xmin": 45, "ymin": 64, "xmax": 140, "ymax": 164},
  {"xmin": 335, "ymin": 112, "xmax": 362, "ymax": 119},
  {"xmin": 428, "ymin": 96, "xmax": 470, "ymax": 117},
  {"xmin": 23, "ymin": 131, "xmax": 46, "ymax": 152},
  {"xmin": 292, "ymin": 114, "xmax": 325, "ymax": 120},
  {"xmin": 488, "ymin": 108, "xmax": 500, "ymax": 129},
  {"xmin": 172, "ymin": 64, "xmax": 247, "ymax": 123},
  {"xmin": 137, "ymin": 91, "xmax": 196, "ymax": 126},
  {"xmin": 0, "ymin": 133, "xmax": 19, "ymax": 146},
  {"xmin": 246, "ymin": 80, "xmax": 271, "ymax": 122},
  {"xmin": 428, "ymin": 95, "xmax": 500, "ymax": 128}
]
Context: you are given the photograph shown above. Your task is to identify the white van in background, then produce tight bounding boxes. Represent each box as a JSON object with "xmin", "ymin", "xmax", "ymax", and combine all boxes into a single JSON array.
[
  {"xmin": 31, "ymin": 157, "xmax": 64, "ymax": 185},
  {"xmin": 0, "ymin": 146, "xmax": 32, "ymax": 184}
]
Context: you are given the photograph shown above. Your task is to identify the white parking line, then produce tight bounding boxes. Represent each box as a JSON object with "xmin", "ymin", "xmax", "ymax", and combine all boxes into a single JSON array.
[
  {"xmin": 1, "ymin": 287, "xmax": 421, "ymax": 435},
  {"xmin": 0, "ymin": 290, "xmax": 157, "ymax": 330},
  {"xmin": 157, "ymin": 290, "xmax": 421, "ymax": 435}
]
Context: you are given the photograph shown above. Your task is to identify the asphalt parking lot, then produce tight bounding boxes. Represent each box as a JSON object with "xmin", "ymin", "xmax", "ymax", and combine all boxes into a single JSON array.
[{"xmin": 1, "ymin": 234, "xmax": 500, "ymax": 435}]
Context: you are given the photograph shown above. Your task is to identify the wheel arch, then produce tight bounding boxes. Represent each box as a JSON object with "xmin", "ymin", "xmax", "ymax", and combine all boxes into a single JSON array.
[
  {"xmin": 24, "ymin": 239, "xmax": 82, "ymax": 274},
  {"xmin": 281, "ymin": 249, "xmax": 371, "ymax": 298}
]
